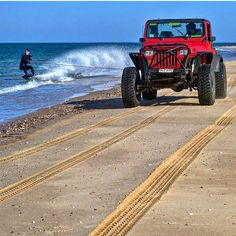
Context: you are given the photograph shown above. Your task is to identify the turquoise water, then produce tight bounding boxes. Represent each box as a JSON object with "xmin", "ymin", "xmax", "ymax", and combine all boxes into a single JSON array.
[{"xmin": 0, "ymin": 43, "xmax": 236, "ymax": 123}]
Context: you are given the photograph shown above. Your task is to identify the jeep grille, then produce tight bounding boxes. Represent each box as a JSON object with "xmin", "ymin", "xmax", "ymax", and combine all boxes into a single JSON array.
[{"xmin": 155, "ymin": 51, "xmax": 178, "ymax": 68}]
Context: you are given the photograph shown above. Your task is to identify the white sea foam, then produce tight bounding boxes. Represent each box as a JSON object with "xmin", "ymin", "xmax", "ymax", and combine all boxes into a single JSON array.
[
  {"xmin": 0, "ymin": 80, "xmax": 53, "ymax": 95},
  {"xmin": 216, "ymin": 47, "xmax": 236, "ymax": 53}
]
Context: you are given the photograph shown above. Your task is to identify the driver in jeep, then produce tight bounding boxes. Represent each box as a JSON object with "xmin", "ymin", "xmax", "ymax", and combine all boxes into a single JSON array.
[{"xmin": 186, "ymin": 22, "xmax": 197, "ymax": 36}]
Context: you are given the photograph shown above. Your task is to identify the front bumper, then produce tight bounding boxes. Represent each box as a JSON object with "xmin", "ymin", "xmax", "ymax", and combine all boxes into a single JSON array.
[{"xmin": 147, "ymin": 68, "xmax": 187, "ymax": 80}]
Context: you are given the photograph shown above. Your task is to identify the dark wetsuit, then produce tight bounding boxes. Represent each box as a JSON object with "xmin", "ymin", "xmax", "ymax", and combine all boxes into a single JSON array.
[{"xmin": 19, "ymin": 54, "xmax": 35, "ymax": 76}]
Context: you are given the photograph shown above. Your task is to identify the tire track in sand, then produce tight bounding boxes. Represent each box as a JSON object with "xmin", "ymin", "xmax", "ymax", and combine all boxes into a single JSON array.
[{"xmin": 89, "ymin": 104, "xmax": 236, "ymax": 236}]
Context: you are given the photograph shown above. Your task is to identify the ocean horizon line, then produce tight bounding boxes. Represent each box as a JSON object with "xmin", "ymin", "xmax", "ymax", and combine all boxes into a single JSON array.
[{"xmin": 0, "ymin": 42, "xmax": 236, "ymax": 44}]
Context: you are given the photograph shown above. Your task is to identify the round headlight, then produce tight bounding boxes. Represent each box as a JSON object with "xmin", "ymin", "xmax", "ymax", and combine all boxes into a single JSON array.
[
  {"xmin": 145, "ymin": 50, "xmax": 154, "ymax": 56},
  {"xmin": 180, "ymin": 49, "xmax": 188, "ymax": 56}
]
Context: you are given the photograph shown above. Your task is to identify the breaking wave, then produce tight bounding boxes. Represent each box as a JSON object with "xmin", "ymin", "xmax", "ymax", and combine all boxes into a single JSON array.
[{"xmin": 38, "ymin": 46, "xmax": 133, "ymax": 81}]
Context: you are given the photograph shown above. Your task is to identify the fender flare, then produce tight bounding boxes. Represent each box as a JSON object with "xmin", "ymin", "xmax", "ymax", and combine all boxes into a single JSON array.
[
  {"xmin": 211, "ymin": 54, "xmax": 223, "ymax": 72},
  {"xmin": 129, "ymin": 53, "xmax": 142, "ymax": 70},
  {"xmin": 197, "ymin": 52, "xmax": 223, "ymax": 73}
]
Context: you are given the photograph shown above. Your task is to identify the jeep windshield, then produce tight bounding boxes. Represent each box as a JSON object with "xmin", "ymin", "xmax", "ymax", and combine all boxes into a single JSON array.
[{"xmin": 146, "ymin": 21, "xmax": 204, "ymax": 39}]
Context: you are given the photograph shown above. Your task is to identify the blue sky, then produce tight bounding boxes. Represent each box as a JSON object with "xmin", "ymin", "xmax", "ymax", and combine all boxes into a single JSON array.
[{"xmin": 1, "ymin": 1, "xmax": 236, "ymax": 43}]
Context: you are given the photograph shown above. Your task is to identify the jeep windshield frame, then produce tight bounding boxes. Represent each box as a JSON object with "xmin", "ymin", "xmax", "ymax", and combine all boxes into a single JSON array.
[{"xmin": 145, "ymin": 19, "xmax": 206, "ymax": 39}]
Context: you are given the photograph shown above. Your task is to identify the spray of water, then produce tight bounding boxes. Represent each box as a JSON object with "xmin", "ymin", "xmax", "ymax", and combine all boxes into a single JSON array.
[{"xmin": 38, "ymin": 47, "xmax": 132, "ymax": 81}]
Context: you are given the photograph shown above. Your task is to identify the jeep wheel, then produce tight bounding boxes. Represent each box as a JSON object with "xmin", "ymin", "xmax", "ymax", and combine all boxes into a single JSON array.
[
  {"xmin": 121, "ymin": 67, "xmax": 141, "ymax": 108},
  {"xmin": 198, "ymin": 64, "xmax": 215, "ymax": 105},
  {"xmin": 142, "ymin": 89, "xmax": 157, "ymax": 100},
  {"xmin": 215, "ymin": 62, "xmax": 227, "ymax": 99}
]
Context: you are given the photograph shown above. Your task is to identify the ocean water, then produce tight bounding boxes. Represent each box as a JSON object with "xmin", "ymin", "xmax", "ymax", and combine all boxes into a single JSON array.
[{"xmin": 0, "ymin": 43, "xmax": 236, "ymax": 123}]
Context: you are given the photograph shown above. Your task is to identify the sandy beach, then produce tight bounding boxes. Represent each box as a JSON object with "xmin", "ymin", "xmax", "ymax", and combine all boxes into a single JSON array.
[{"xmin": 0, "ymin": 61, "xmax": 235, "ymax": 235}]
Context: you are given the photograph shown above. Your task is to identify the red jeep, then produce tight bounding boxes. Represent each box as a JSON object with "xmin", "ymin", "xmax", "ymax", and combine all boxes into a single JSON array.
[{"xmin": 121, "ymin": 18, "xmax": 227, "ymax": 107}]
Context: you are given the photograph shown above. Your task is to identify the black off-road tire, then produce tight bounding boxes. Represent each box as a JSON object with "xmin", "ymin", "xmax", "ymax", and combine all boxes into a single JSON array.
[
  {"xmin": 198, "ymin": 64, "xmax": 216, "ymax": 105},
  {"xmin": 215, "ymin": 62, "xmax": 227, "ymax": 99},
  {"xmin": 142, "ymin": 89, "xmax": 157, "ymax": 100},
  {"xmin": 121, "ymin": 67, "xmax": 141, "ymax": 108}
]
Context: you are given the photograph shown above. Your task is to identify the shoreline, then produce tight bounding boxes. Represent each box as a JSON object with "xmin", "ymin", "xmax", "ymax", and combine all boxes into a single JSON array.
[{"xmin": 0, "ymin": 84, "xmax": 121, "ymax": 146}]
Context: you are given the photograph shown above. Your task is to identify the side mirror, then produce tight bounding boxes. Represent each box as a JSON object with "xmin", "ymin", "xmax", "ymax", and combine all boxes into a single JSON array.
[
  {"xmin": 210, "ymin": 36, "xmax": 216, "ymax": 42},
  {"xmin": 139, "ymin": 37, "xmax": 146, "ymax": 43}
]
